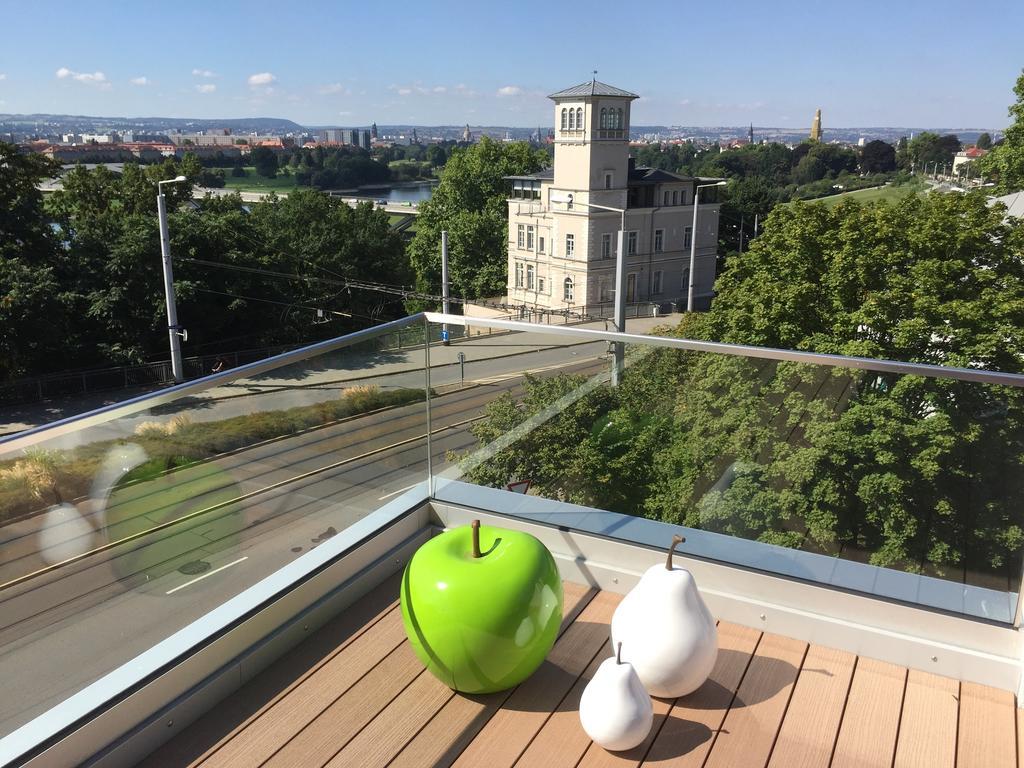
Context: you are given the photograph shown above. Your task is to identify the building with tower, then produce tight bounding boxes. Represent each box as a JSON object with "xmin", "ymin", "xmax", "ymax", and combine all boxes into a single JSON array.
[
  {"xmin": 505, "ymin": 79, "xmax": 722, "ymax": 313},
  {"xmin": 810, "ymin": 109, "xmax": 822, "ymax": 142}
]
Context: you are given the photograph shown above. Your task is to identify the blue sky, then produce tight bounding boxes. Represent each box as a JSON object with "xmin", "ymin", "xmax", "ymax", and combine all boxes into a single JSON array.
[{"xmin": 1, "ymin": 0, "xmax": 1021, "ymax": 128}]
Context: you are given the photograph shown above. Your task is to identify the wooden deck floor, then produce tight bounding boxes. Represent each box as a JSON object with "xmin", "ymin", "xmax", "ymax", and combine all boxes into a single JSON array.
[{"xmin": 141, "ymin": 578, "xmax": 1020, "ymax": 768}]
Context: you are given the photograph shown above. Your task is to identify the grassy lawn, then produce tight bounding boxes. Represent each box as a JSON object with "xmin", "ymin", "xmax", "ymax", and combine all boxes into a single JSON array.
[
  {"xmin": 816, "ymin": 178, "xmax": 927, "ymax": 207},
  {"xmin": 220, "ymin": 167, "xmax": 299, "ymax": 193}
]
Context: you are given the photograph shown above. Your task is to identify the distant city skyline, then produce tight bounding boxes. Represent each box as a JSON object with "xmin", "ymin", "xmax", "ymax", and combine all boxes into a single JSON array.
[{"xmin": 1, "ymin": 0, "xmax": 1021, "ymax": 128}]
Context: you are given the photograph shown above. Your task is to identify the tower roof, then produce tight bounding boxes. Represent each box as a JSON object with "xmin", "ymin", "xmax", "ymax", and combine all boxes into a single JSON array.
[{"xmin": 548, "ymin": 80, "xmax": 639, "ymax": 100}]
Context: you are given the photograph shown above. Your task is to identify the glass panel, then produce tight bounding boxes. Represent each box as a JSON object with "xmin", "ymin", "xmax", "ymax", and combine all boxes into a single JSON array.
[
  {"xmin": 431, "ymin": 320, "xmax": 1024, "ymax": 623},
  {"xmin": 0, "ymin": 320, "xmax": 432, "ymax": 737}
]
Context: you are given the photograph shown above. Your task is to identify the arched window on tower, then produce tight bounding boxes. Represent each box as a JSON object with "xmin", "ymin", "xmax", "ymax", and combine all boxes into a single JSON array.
[
  {"xmin": 568, "ymin": 108, "xmax": 576, "ymax": 130},
  {"xmin": 576, "ymin": 107, "xmax": 584, "ymax": 131},
  {"xmin": 617, "ymin": 108, "xmax": 624, "ymax": 129},
  {"xmin": 600, "ymin": 108, "xmax": 607, "ymax": 129},
  {"xmin": 563, "ymin": 276, "xmax": 575, "ymax": 302},
  {"xmin": 561, "ymin": 108, "xmax": 567, "ymax": 131}
]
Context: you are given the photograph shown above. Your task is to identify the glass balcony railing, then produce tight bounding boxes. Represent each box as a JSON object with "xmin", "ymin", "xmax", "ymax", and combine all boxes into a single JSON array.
[
  {"xmin": 2, "ymin": 310, "xmax": 1023, "ymax": 762},
  {"xmin": 426, "ymin": 315, "xmax": 1024, "ymax": 623},
  {"xmin": 0, "ymin": 316, "xmax": 441, "ymax": 739}
]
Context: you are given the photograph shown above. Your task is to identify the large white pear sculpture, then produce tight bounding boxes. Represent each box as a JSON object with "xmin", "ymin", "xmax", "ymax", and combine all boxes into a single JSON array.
[
  {"xmin": 610, "ymin": 535, "xmax": 717, "ymax": 698},
  {"xmin": 579, "ymin": 642, "xmax": 653, "ymax": 751}
]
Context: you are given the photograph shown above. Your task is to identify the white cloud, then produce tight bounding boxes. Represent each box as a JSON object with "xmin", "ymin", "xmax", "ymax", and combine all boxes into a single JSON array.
[
  {"xmin": 317, "ymin": 82, "xmax": 349, "ymax": 96},
  {"xmin": 496, "ymin": 85, "xmax": 523, "ymax": 98},
  {"xmin": 339, "ymin": 110, "xmax": 353, "ymax": 116},
  {"xmin": 195, "ymin": 84, "xmax": 217, "ymax": 94},
  {"xmin": 397, "ymin": 87, "xmax": 413, "ymax": 96},
  {"xmin": 56, "ymin": 67, "xmax": 111, "ymax": 89},
  {"xmin": 432, "ymin": 86, "xmax": 447, "ymax": 94},
  {"xmin": 130, "ymin": 76, "xmax": 149, "ymax": 86},
  {"xmin": 247, "ymin": 72, "xmax": 276, "ymax": 86},
  {"xmin": 192, "ymin": 68, "xmax": 216, "ymax": 78},
  {"xmin": 0, "ymin": 74, "xmax": 6, "ymax": 81}
]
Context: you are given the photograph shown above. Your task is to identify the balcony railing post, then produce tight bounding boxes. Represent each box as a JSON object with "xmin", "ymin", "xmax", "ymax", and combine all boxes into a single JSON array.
[{"xmin": 423, "ymin": 315, "xmax": 434, "ymax": 496}]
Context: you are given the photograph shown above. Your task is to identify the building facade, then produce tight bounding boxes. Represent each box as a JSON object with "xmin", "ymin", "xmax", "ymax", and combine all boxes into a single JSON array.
[{"xmin": 506, "ymin": 80, "xmax": 722, "ymax": 313}]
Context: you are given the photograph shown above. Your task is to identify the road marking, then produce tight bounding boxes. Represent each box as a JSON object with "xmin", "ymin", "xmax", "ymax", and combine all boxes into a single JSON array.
[
  {"xmin": 472, "ymin": 357, "xmax": 604, "ymax": 385},
  {"xmin": 166, "ymin": 556, "xmax": 249, "ymax": 595},
  {"xmin": 378, "ymin": 482, "xmax": 420, "ymax": 501}
]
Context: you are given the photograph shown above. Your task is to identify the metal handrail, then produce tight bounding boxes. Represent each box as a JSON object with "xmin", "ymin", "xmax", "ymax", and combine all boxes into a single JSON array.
[
  {"xmin": 424, "ymin": 312, "xmax": 1024, "ymax": 389},
  {"xmin": 0, "ymin": 313, "xmax": 428, "ymax": 453}
]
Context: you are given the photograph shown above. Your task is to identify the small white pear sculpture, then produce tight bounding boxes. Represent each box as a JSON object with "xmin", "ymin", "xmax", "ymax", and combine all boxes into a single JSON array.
[
  {"xmin": 579, "ymin": 642, "xmax": 653, "ymax": 751},
  {"xmin": 610, "ymin": 535, "xmax": 718, "ymax": 698}
]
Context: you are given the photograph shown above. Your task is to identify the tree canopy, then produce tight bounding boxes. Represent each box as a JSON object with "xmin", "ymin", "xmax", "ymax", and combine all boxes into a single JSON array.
[
  {"xmin": 978, "ymin": 69, "xmax": 1024, "ymax": 193},
  {"xmin": 407, "ymin": 137, "xmax": 548, "ymax": 301},
  {"xmin": 1, "ymin": 147, "xmax": 407, "ymax": 380}
]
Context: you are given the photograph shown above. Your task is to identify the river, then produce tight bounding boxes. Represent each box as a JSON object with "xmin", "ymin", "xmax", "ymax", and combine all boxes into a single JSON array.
[{"xmin": 351, "ymin": 181, "xmax": 436, "ymax": 203}]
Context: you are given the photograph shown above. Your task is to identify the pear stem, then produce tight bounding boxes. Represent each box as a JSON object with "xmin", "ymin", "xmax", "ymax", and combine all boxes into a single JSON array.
[
  {"xmin": 471, "ymin": 520, "xmax": 481, "ymax": 558},
  {"xmin": 616, "ymin": 641, "xmax": 623, "ymax": 665},
  {"xmin": 666, "ymin": 534, "xmax": 686, "ymax": 570}
]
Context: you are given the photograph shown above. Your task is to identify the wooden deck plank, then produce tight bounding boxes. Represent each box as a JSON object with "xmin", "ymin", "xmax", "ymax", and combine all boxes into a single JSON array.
[
  {"xmin": 262, "ymin": 641, "xmax": 424, "ymax": 768},
  {"xmin": 325, "ymin": 668, "xmax": 454, "ymax": 768},
  {"xmin": 830, "ymin": 658, "xmax": 907, "ymax": 768},
  {"xmin": 138, "ymin": 575, "xmax": 402, "ymax": 768},
  {"xmin": 198, "ymin": 607, "xmax": 408, "ymax": 768},
  {"xmin": 957, "ymin": 681, "xmax": 1016, "ymax": 768},
  {"xmin": 702, "ymin": 632, "xmax": 807, "ymax": 768},
  {"xmin": 639, "ymin": 622, "xmax": 762, "ymax": 768},
  {"xmin": 450, "ymin": 589, "xmax": 622, "ymax": 768},
  {"xmin": 513, "ymin": 649, "xmax": 606, "ymax": 768},
  {"xmin": 766, "ymin": 644, "xmax": 856, "ymax": 768},
  {"xmin": 366, "ymin": 581, "xmax": 597, "ymax": 768},
  {"xmin": 892, "ymin": 669, "xmax": 959, "ymax": 768}
]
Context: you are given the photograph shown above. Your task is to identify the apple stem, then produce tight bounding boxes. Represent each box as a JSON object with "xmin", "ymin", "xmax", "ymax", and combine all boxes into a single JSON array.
[
  {"xmin": 616, "ymin": 641, "xmax": 623, "ymax": 665},
  {"xmin": 471, "ymin": 519, "xmax": 481, "ymax": 558},
  {"xmin": 666, "ymin": 534, "xmax": 686, "ymax": 570}
]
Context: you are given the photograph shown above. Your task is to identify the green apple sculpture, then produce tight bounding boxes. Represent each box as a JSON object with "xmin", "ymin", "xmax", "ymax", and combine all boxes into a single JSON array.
[{"xmin": 400, "ymin": 520, "xmax": 563, "ymax": 693}]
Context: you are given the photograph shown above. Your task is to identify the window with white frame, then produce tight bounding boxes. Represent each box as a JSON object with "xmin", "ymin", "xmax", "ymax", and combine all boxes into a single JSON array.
[
  {"xmin": 601, "ymin": 233, "xmax": 612, "ymax": 260},
  {"xmin": 527, "ymin": 264, "xmax": 535, "ymax": 290},
  {"xmin": 538, "ymin": 276, "xmax": 545, "ymax": 293},
  {"xmin": 517, "ymin": 224, "xmax": 525, "ymax": 249},
  {"xmin": 563, "ymin": 276, "xmax": 574, "ymax": 301},
  {"xmin": 514, "ymin": 261, "xmax": 524, "ymax": 288},
  {"xmin": 565, "ymin": 233, "xmax": 575, "ymax": 257},
  {"xmin": 538, "ymin": 236, "xmax": 545, "ymax": 253},
  {"xmin": 576, "ymin": 107, "xmax": 584, "ymax": 130},
  {"xmin": 654, "ymin": 229, "xmax": 664, "ymax": 252},
  {"xmin": 627, "ymin": 231, "xmax": 638, "ymax": 255},
  {"xmin": 653, "ymin": 270, "xmax": 663, "ymax": 295},
  {"xmin": 684, "ymin": 227, "xmax": 692, "ymax": 249},
  {"xmin": 561, "ymin": 108, "xmax": 567, "ymax": 131},
  {"xmin": 526, "ymin": 225, "xmax": 534, "ymax": 250},
  {"xmin": 568, "ymin": 108, "xmax": 576, "ymax": 130}
]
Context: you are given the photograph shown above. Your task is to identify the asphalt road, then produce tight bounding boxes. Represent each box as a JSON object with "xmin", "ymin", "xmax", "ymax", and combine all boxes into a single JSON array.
[{"xmin": 0, "ymin": 353, "xmax": 607, "ymax": 737}]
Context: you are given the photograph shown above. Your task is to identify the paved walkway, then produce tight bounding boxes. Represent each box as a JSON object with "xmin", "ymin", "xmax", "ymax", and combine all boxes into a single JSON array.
[{"xmin": 0, "ymin": 314, "xmax": 681, "ymax": 436}]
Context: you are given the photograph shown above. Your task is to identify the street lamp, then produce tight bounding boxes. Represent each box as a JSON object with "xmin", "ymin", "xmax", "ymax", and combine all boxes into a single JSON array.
[
  {"xmin": 157, "ymin": 175, "xmax": 189, "ymax": 383},
  {"xmin": 688, "ymin": 181, "xmax": 727, "ymax": 312},
  {"xmin": 550, "ymin": 191, "xmax": 626, "ymax": 384}
]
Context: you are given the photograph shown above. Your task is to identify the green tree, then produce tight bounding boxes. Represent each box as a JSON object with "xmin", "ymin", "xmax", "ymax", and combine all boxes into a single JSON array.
[
  {"xmin": 0, "ymin": 144, "xmax": 66, "ymax": 380},
  {"xmin": 978, "ymin": 69, "xmax": 1024, "ymax": 193},
  {"xmin": 977, "ymin": 132, "xmax": 993, "ymax": 150},
  {"xmin": 250, "ymin": 147, "xmax": 279, "ymax": 178},
  {"xmin": 859, "ymin": 140, "xmax": 896, "ymax": 174},
  {"xmin": 408, "ymin": 137, "xmax": 548, "ymax": 301}
]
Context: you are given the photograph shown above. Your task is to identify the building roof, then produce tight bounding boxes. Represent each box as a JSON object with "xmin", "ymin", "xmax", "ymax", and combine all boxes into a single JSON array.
[{"xmin": 548, "ymin": 80, "xmax": 639, "ymax": 100}]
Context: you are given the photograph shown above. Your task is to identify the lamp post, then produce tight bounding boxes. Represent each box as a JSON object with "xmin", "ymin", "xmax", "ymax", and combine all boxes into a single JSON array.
[
  {"xmin": 551, "ymin": 192, "xmax": 626, "ymax": 384},
  {"xmin": 688, "ymin": 181, "xmax": 727, "ymax": 312},
  {"xmin": 157, "ymin": 175, "xmax": 189, "ymax": 383}
]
